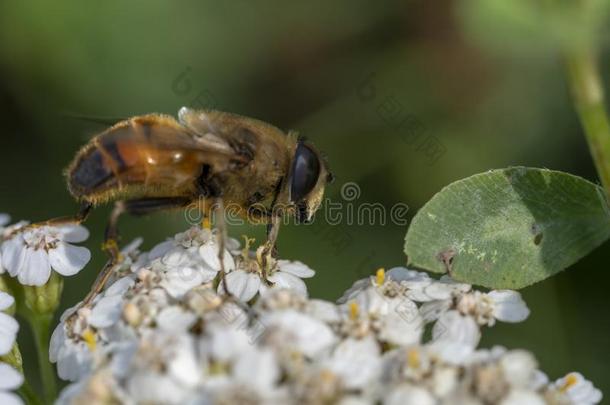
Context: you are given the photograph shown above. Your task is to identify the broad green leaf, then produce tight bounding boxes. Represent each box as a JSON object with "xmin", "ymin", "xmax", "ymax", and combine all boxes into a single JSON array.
[{"xmin": 404, "ymin": 167, "xmax": 610, "ymax": 289}]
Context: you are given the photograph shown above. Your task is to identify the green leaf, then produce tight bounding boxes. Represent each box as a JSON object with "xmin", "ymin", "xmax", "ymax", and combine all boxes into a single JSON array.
[{"xmin": 404, "ymin": 167, "xmax": 610, "ymax": 289}]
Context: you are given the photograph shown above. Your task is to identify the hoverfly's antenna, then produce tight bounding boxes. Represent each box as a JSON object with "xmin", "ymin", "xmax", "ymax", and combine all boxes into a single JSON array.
[{"xmin": 61, "ymin": 112, "xmax": 128, "ymax": 126}]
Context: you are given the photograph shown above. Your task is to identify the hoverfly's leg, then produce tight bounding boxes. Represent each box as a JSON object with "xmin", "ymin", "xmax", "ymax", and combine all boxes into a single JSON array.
[
  {"xmin": 5, "ymin": 201, "xmax": 93, "ymax": 239},
  {"xmin": 213, "ymin": 198, "xmax": 257, "ymax": 322},
  {"xmin": 257, "ymin": 214, "xmax": 281, "ymax": 275},
  {"xmin": 81, "ymin": 202, "xmax": 126, "ymax": 306},
  {"xmin": 81, "ymin": 197, "xmax": 193, "ymax": 306},
  {"xmin": 212, "ymin": 198, "xmax": 232, "ymax": 297}
]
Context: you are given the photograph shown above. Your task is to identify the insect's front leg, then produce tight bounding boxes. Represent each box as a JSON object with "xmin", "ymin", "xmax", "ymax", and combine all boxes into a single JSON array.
[
  {"xmin": 257, "ymin": 214, "xmax": 281, "ymax": 276},
  {"xmin": 4, "ymin": 201, "xmax": 93, "ymax": 240},
  {"xmin": 212, "ymin": 197, "xmax": 232, "ymax": 297},
  {"xmin": 82, "ymin": 201, "xmax": 126, "ymax": 307}
]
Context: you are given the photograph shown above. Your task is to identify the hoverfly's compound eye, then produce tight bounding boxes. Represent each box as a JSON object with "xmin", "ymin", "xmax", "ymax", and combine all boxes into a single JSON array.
[{"xmin": 290, "ymin": 143, "xmax": 321, "ymax": 202}]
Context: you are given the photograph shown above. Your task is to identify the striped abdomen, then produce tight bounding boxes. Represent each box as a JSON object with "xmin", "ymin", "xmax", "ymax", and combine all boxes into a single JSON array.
[{"xmin": 66, "ymin": 115, "xmax": 228, "ymax": 204}]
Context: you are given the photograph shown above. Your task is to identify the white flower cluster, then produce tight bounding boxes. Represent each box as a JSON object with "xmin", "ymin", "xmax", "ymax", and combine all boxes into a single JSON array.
[
  {"xmin": 47, "ymin": 226, "xmax": 602, "ymax": 405},
  {"xmin": 0, "ymin": 214, "xmax": 91, "ymax": 286},
  {"xmin": 0, "ymin": 291, "xmax": 23, "ymax": 405}
]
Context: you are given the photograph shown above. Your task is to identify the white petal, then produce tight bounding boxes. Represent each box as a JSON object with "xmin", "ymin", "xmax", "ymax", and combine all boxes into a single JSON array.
[
  {"xmin": 0, "ymin": 313, "xmax": 19, "ymax": 355},
  {"xmin": 167, "ymin": 336, "xmax": 200, "ymax": 387},
  {"xmin": 121, "ymin": 238, "xmax": 143, "ymax": 256},
  {"xmin": 148, "ymin": 240, "xmax": 175, "ymax": 260},
  {"xmin": 104, "ymin": 276, "xmax": 135, "ymax": 297},
  {"xmin": 488, "ymin": 290, "xmax": 530, "ymax": 322},
  {"xmin": 108, "ymin": 341, "xmax": 138, "ymax": 379},
  {"xmin": 263, "ymin": 310, "xmax": 336, "ymax": 358},
  {"xmin": 1, "ymin": 237, "xmax": 26, "ymax": 277},
  {"xmin": 276, "ymin": 260, "xmax": 315, "ymax": 278},
  {"xmin": 386, "ymin": 267, "xmax": 430, "ymax": 283},
  {"xmin": 385, "ymin": 385, "xmax": 435, "ymax": 405},
  {"xmin": 500, "ymin": 350, "xmax": 538, "ymax": 388},
  {"xmin": 89, "ymin": 295, "xmax": 124, "ymax": 328},
  {"xmin": 161, "ymin": 247, "xmax": 188, "ymax": 267},
  {"xmin": 208, "ymin": 325, "xmax": 252, "ymax": 362},
  {"xmin": 0, "ymin": 392, "xmax": 23, "ymax": 405},
  {"xmin": 429, "ymin": 310, "xmax": 480, "ymax": 364},
  {"xmin": 0, "ymin": 363, "xmax": 23, "ymax": 390},
  {"xmin": 327, "ymin": 336, "xmax": 381, "ymax": 389},
  {"xmin": 500, "ymin": 390, "xmax": 545, "ymax": 405},
  {"xmin": 56, "ymin": 343, "xmax": 93, "ymax": 381},
  {"xmin": 49, "ymin": 324, "xmax": 66, "ymax": 363},
  {"xmin": 0, "ymin": 213, "xmax": 10, "ymax": 227},
  {"xmin": 199, "ymin": 243, "xmax": 235, "ymax": 272},
  {"xmin": 419, "ymin": 300, "xmax": 452, "ymax": 323},
  {"xmin": 17, "ymin": 248, "xmax": 51, "ymax": 286},
  {"xmin": 56, "ymin": 224, "xmax": 89, "ymax": 243},
  {"xmin": 127, "ymin": 373, "xmax": 189, "ymax": 404},
  {"xmin": 380, "ymin": 300, "xmax": 423, "ymax": 346},
  {"xmin": 162, "ymin": 268, "xmax": 208, "ymax": 299},
  {"xmin": 49, "ymin": 243, "xmax": 90, "ymax": 276},
  {"xmin": 156, "ymin": 306, "xmax": 197, "ymax": 332},
  {"xmin": 0, "ymin": 292, "xmax": 15, "ymax": 311},
  {"xmin": 267, "ymin": 272, "xmax": 308, "ymax": 297},
  {"xmin": 233, "ymin": 348, "xmax": 279, "ymax": 391},
  {"xmin": 306, "ymin": 299, "xmax": 341, "ymax": 323},
  {"xmin": 222, "ymin": 270, "xmax": 260, "ymax": 302},
  {"xmin": 337, "ymin": 278, "xmax": 370, "ymax": 304}
]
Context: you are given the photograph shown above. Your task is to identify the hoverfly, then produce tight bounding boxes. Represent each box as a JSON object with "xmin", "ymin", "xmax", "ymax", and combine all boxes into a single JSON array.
[{"xmin": 15, "ymin": 107, "xmax": 332, "ymax": 303}]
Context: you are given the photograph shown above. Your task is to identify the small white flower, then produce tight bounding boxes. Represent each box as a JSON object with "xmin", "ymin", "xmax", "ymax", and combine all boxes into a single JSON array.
[
  {"xmin": 343, "ymin": 285, "xmax": 423, "ymax": 346},
  {"xmin": 422, "ymin": 288, "xmax": 529, "ymax": 328},
  {"xmin": 159, "ymin": 247, "xmax": 219, "ymax": 299},
  {"xmin": 263, "ymin": 309, "xmax": 337, "ymax": 358},
  {"xmin": 2, "ymin": 224, "xmax": 91, "ymax": 285},
  {"xmin": 428, "ymin": 310, "xmax": 480, "ymax": 364},
  {"xmin": 486, "ymin": 290, "xmax": 530, "ymax": 323},
  {"xmin": 0, "ymin": 362, "xmax": 24, "ymax": 405},
  {"xmin": 219, "ymin": 259, "xmax": 315, "ymax": 302},
  {"xmin": 49, "ymin": 316, "xmax": 93, "ymax": 381},
  {"xmin": 262, "ymin": 260, "xmax": 315, "ymax": 297},
  {"xmin": 499, "ymin": 350, "xmax": 538, "ymax": 389},
  {"xmin": 0, "ymin": 292, "xmax": 18, "ymax": 355},
  {"xmin": 384, "ymin": 384, "xmax": 435, "ymax": 405},
  {"xmin": 89, "ymin": 277, "xmax": 135, "ymax": 329},
  {"xmin": 232, "ymin": 347, "xmax": 280, "ymax": 394},
  {"xmin": 338, "ymin": 267, "xmax": 444, "ymax": 304},
  {"xmin": 206, "ymin": 322, "xmax": 254, "ymax": 363},
  {"xmin": 500, "ymin": 389, "xmax": 546, "ymax": 405},
  {"xmin": 156, "ymin": 306, "xmax": 197, "ymax": 332},
  {"xmin": 552, "ymin": 372, "xmax": 603, "ymax": 405},
  {"xmin": 325, "ymin": 335, "xmax": 382, "ymax": 390}
]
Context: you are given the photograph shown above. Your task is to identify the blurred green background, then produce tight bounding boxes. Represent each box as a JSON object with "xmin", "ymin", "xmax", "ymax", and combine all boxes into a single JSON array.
[{"xmin": 1, "ymin": 0, "xmax": 609, "ymax": 398}]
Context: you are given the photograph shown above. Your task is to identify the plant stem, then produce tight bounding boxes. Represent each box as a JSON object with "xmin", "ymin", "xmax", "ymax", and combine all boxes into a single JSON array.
[
  {"xmin": 565, "ymin": 47, "xmax": 610, "ymax": 199},
  {"xmin": 19, "ymin": 381, "xmax": 43, "ymax": 405},
  {"xmin": 29, "ymin": 313, "xmax": 57, "ymax": 403}
]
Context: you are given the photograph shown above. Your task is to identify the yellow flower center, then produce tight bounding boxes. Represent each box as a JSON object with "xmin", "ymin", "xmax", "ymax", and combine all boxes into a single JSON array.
[
  {"xmin": 376, "ymin": 268, "xmax": 386, "ymax": 285},
  {"xmin": 560, "ymin": 373, "xmax": 579, "ymax": 392},
  {"xmin": 349, "ymin": 301, "xmax": 360, "ymax": 320},
  {"xmin": 82, "ymin": 329, "xmax": 97, "ymax": 351},
  {"xmin": 407, "ymin": 348, "xmax": 420, "ymax": 368}
]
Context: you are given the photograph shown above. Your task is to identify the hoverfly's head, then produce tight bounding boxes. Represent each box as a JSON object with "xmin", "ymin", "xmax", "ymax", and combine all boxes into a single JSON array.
[{"xmin": 288, "ymin": 138, "xmax": 333, "ymax": 224}]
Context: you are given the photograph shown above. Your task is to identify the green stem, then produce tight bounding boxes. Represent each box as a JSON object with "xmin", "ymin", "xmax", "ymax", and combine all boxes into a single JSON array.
[
  {"xmin": 28, "ymin": 313, "xmax": 57, "ymax": 403},
  {"xmin": 19, "ymin": 380, "xmax": 43, "ymax": 405},
  {"xmin": 565, "ymin": 47, "xmax": 610, "ymax": 199}
]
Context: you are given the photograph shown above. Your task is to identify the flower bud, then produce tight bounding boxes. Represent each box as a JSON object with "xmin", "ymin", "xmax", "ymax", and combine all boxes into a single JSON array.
[{"xmin": 23, "ymin": 272, "xmax": 63, "ymax": 316}]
